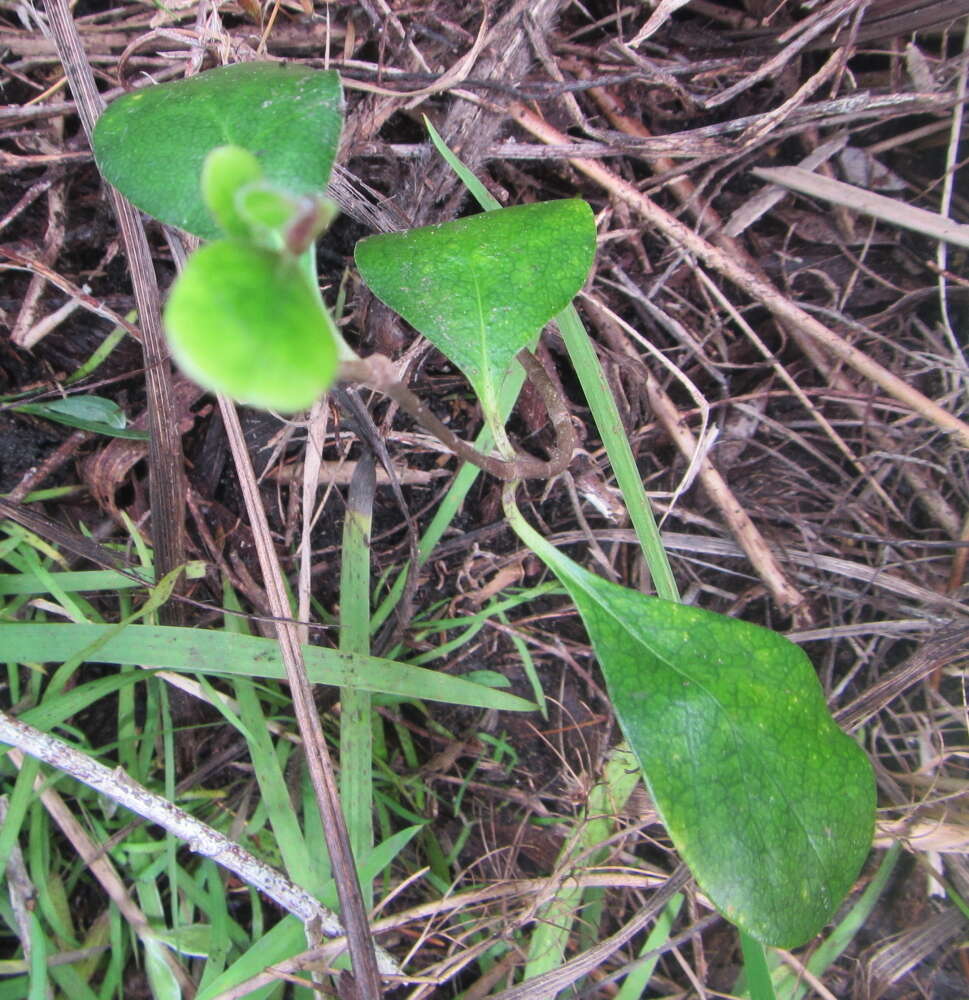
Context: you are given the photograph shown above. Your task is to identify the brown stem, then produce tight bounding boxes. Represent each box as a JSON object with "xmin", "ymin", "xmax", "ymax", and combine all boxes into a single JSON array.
[
  {"xmin": 342, "ymin": 349, "xmax": 575, "ymax": 482},
  {"xmin": 44, "ymin": 0, "xmax": 187, "ymax": 624}
]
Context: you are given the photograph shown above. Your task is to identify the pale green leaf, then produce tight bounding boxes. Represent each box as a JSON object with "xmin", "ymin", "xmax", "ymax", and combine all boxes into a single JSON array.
[{"xmin": 163, "ymin": 240, "xmax": 338, "ymax": 412}]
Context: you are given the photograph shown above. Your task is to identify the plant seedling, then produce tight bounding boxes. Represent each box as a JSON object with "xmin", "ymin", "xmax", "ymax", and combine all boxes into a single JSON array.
[
  {"xmin": 91, "ymin": 59, "xmax": 876, "ymax": 958},
  {"xmin": 355, "ymin": 179, "xmax": 875, "ymax": 947},
  {"xmin": 93, "ymin": 63, "xmax": 344, "ymax": 411}
]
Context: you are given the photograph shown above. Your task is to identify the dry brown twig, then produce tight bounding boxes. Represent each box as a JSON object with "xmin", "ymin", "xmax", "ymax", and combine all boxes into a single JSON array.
[
  {"xmin": 216, "ymin": 392, "xmax": 385, "ymax": 998},
  {"xmin": 508, "ymin": 105, "xmax": 969, "ymax": 453},
  {"xmin": 43, "ymin": 0, "xmax": 187, "ymax": 621}
]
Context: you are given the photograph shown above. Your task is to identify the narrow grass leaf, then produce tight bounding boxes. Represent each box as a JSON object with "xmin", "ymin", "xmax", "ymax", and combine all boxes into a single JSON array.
[
  {"xmin": 615, "ymin": 894, "xmax": 684, "ymax": 1000},
  {"xmin": 524, "ymin": 746, "xmax": 642, "ymax": 979},
  {"xmin": 27, "ymin": 913, "xmax": 47, "ymax": 1000},
  {"xmin": 2, "ymin": 624, "xmax": 533, "ymax": 710},
  {"xmin": 195, "ymin": 863, "xmax": 231, "ymax": 992},
  {"xmin": 424, "ymin": 117, "xmax": 500, "ymax": 210},
  {"xmin": 339, "ymin": 455, "xmax": 375, "ymax": 901},
  {"xmin": 16, "ymin": 671, "xmax": 143, "ymax": 737},
  {"xmin": 0, "ymin": 570, "xmax": 149, "ymax": 596},
  {"xmin": 194, "ymin": 914, "xmax": 304, "ymax": 1000},
  {"xmin": 234, "ymin": 677, "xmax": 319, "ymax": 893},
  {"xmin": 152, "ymin": 925, "xmax": 213, "ymax": 959},
  {"xmin": 13, "ymin": 398, "xmax": 148, "ymax": 440},
  {"xmin": 741, "ymin": 932, "xmax": 777, "ymax": 1000},
  {"xmin": 753, "ymin": 166, "xmax": 969, "ymax": 251}
]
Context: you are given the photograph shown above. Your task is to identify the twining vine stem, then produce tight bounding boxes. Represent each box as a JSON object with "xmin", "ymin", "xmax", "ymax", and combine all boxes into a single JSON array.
[{"xmin": 341, "ymin": 348, "xmax": 575, "ymax": 481}]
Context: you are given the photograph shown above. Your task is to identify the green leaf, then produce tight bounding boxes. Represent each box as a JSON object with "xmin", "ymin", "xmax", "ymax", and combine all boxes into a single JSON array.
[
  {"xmin": 163, "ymin": 239, "xmax": 338, "ymax": 411},
  {"xmin": 200, "ymin": 144, "xmax": 265, "ymax": 239},
  {"xmin": 355, "ymin": 200, "xmax": 595, "ymax": 414},
  {"xmin": 1, "ymin": 623, "xmax": 536, "ymax": 712},
  {"xmin": 93, "ymin": 63, "xmax": 343, "ymax": 239},
  {"xmin": 506, "ymin": 504, "xmax": 875, "ymax": 947},
  {"xmin": 13, "ymin": 396, "xmax": 149, "ymax": 439},
  {"xmin": 153, "ymin": 923, "xmax": 213, "ymax": 959}
]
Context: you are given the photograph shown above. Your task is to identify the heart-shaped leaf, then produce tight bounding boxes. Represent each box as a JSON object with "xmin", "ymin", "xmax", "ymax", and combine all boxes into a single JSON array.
[
  {"xmin": 163, "ymin": 240, "xmax": 338, "ymax": 412},
  {"xmin": 93, "ymin": 63, "xmax": 343, "ymax": 239},
  {"xmin": 509, "ymin": 508, "xmax": 875, "ymax": 947},
  {"xmin": 355, "ymin": 200, "xmax": 595, "ymax": 414}
]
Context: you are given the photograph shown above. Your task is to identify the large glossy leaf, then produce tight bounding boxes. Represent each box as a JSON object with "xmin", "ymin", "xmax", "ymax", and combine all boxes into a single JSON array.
[
  {"xmin": 163, "ymin": 239, "xmax": 338, "ymax": 412},
  {"xmin": 510, "ymin": 508, "xmax": 875, "ymax": 947},
  {"xmin": 354, "ymin": 200, "xmax": 595, "ymax": 413},
  {"xmin": 93, "ymin": 63, "xmax": 342, "ymax": 239}
]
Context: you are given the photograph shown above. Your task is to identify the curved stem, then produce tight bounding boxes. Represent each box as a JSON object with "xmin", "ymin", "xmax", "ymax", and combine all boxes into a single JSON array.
[{"xmin": 341, "ymin": 349, "xmax": 575, "ymax": 482}]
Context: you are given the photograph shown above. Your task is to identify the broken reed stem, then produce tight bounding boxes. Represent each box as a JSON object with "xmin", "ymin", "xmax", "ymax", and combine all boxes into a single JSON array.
[
  {"xmin": 217, "ymin": 395, "xmax": 385, "ymax": 998},
  {"xmin": 0, "ymin": 712, "xmax": 404, "ymax": 971}
]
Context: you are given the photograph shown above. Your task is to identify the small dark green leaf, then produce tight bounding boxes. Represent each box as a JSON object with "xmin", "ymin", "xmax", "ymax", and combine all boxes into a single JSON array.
[
  {"xmin": 355, "ymin": 201, "xmax": 595, "ymax": 413},
  {"xmin": 513, "ymin": 515, "xmax": 875, "ymax": 947},
  {"xmin": 13, "ymin": 396, "xmax": 148, "ymax": 439},
  {"xmin": 163, "ymin": 240, "xmax": 338, "ymax": 412},
  {"xmin": 93, "ymin": 63, "xmax": 343, "ymax": 239}
]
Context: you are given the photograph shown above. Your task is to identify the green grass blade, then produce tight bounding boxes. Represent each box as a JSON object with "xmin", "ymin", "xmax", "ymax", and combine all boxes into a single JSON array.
[
  {"xmin": 614, "ymin": 894, "xmax": 684, "ymax": 1000},
  {"xmin": 0, "ymin": 569, "xmax": 150, "ymax": 596},
  {"xmin": 0, "ymin": 758, "xmax": 40, "ymax": 877},
  {"xmin": 1, "ymin": 624, "xmax": 534, "ymax": 711},
  {"xmin": 556, "ymin": 304, "xmax": 678, "ymax": 599},
  {"xmin": 523, "ymin": 746, "xmax": 641, "ymax": 981},
  {"xmin": 195, "ymin": 862, "xmax": 231, "ymax": 992},
  {"xmin": 27, "ymin": 912, "xmax": 47, "ymax": 1000},
  {"xmin": 340, "ymin": 455, "xmax": 376, "ymax": 905},
  {"xmin": 65, "ymin": 312, "xmax": 131, "ymax": 385},
  {"xmin": 194, "ymin": 914, "xmax": 304, "ymax": 1000},
  {"xmin": 234, "ymin": 677, "xmax": 321, "ymax": 893},
  {"xmin": 741, "ymin": 932, "xmax": 777, "ymax": 1000},
  {"xmin": 424, "ymin": 117, "xmax": 501, "ymax": 210}
]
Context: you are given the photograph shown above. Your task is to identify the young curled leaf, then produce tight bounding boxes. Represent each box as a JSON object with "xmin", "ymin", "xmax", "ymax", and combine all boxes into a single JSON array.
[{"xmin": 201, "ymin": 145, "xmax": 264, "ymax": 239}]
